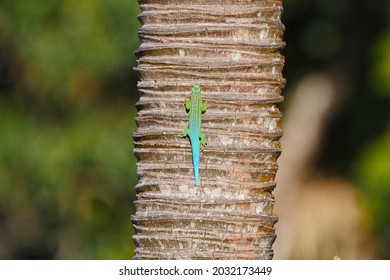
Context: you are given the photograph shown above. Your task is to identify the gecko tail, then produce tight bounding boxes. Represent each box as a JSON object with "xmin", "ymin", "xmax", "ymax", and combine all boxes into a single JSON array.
[
  {"xmin": 194, "ymin": 167, "xmax": 199, "ymax": 186},
  {"xmin": 189, "ymin": 135, "xmax": 200, "ymax": 186}
]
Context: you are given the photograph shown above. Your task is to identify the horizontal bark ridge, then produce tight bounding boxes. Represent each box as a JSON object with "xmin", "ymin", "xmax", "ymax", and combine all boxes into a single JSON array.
[{"xmin": 133, "ymin": 0, "xmax": 284, "ymax": 259}]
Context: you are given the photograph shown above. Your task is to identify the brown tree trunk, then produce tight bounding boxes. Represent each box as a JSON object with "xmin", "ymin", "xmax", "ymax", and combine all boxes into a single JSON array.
[{"xmin": 132, "ymin": 0, "xmax": 285, "ymax": 259}]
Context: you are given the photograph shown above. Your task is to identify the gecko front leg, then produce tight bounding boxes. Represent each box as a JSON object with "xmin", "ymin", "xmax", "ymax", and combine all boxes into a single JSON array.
[
  {"xmin": 201, "ymin": 102, "xmax": 208, "ymax": 112},
  {"xmin": 185, "ymin": 100, "xmax": 191, "ymax": 111}
]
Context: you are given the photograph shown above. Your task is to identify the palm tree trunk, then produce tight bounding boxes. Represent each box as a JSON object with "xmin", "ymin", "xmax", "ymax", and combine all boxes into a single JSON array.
[{"xmin": 132, "ymin": 0, "xmax": 285, "ymax": 259}]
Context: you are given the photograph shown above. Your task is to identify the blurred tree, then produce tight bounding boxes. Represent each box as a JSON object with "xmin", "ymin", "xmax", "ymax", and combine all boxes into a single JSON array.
[
  {"xmin": 132, "ymin": 0, "xmax": 285, "ymax": 259},
  {"xmin": 276, "ymin": 0, "xmax": 390, "ymax": 259},
  {"xmin": 282, "ymin": 0, "xmax": 390, "ymax": 174}
]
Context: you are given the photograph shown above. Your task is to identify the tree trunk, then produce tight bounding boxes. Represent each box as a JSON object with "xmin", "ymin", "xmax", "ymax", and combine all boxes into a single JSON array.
[{"xmin": 132, "ymin": 0, "xmax": 285, "ymax": 259}]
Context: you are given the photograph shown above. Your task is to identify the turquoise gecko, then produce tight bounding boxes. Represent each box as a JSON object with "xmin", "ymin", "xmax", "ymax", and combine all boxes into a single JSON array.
[{"xmin": 182, "ymin": 84, "xmax": 207, "ymax": 186}]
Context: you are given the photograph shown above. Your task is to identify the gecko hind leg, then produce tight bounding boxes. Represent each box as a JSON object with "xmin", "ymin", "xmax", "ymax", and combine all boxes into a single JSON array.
[
  {"xmin": 199, "ymin": 132, "xmax": 206, "ymax": 149},
  {"xmin": 182, "ymin": 128, "xmax": 190, "ymax": 137}
]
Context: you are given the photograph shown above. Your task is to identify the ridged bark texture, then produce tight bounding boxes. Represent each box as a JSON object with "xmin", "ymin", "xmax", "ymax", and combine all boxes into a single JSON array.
[{"xmin": 133, "ymin": 0, "xmax": 285, "ymax": 259}]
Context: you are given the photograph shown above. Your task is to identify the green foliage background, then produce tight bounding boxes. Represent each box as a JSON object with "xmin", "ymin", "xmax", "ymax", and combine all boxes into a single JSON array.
[
  {"xmin": 0, "ymin": 0, "xmax": 390, "ymax": 259},
  {"xmin": 0, "ymin": 0, "xmax": 139, "ymax": 259}
]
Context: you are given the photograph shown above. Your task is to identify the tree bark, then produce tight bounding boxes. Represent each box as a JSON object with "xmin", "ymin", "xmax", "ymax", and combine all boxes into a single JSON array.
[{"xmin": 132, "ymin": 0, "xmax": 285, "ymax": 259}]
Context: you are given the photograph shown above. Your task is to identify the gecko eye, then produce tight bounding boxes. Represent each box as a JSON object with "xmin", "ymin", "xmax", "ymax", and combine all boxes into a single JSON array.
[{"xmin": 192, "ymin": 85, "xmax": 200, "ymax": 92}]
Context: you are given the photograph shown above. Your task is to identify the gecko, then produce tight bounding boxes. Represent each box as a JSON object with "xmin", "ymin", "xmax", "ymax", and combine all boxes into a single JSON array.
[{"xmin": 182, "ymin": 84, "xmax": 208, "ymax": 186}]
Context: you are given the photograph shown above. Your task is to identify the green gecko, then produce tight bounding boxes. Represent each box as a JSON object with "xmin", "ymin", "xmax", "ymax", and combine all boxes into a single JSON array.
[{"xmin": 182, "ymin": 84, "xmax": 207, "ymax": 186}]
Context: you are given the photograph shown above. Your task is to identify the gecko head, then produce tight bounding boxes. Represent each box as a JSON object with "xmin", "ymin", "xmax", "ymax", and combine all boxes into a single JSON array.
[{"xmin": 192, "ymin": 84, "xmax": 201, "ymax": 94}]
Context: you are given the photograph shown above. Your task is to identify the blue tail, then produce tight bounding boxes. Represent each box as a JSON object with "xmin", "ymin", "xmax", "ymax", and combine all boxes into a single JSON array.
[
  {"xmin": 189, "ymin": 134, "xmax": 200, "ymax": 186},
  {"xmin": 194, "ymin": 166, "xmax": 199, "ymax": 186}
]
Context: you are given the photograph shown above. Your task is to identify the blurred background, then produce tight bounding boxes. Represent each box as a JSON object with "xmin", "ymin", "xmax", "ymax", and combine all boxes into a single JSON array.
[
  {"xmin": 0, "ymin": 0, "xmax": 389, "ymax": 259},
  {"xmin": 0, "ymin": 0, "xmax": 140, "ymax": 259}
]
